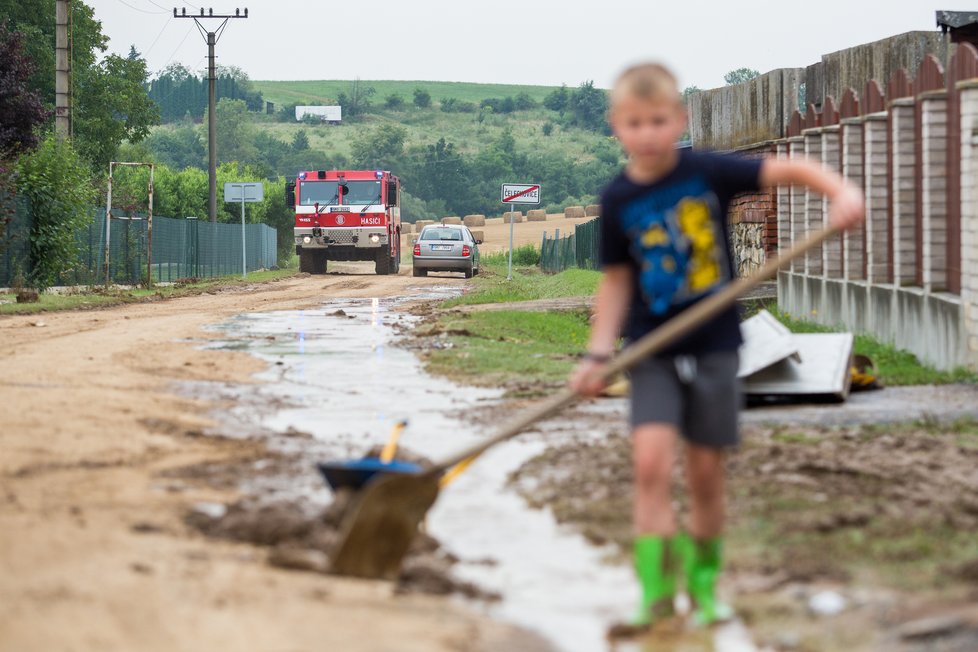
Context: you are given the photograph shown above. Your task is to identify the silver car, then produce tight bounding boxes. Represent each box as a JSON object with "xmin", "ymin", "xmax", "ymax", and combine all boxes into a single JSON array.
[{"xmin": 412, "ymin": 224, "xmax": 481, "ymax": 278}]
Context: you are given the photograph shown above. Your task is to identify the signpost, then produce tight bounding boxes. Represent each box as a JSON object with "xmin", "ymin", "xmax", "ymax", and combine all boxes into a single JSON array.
[
  {"xmin": 224, "ymin": 182, "xmax": 264, "ymax": 278},
  {"xmin": 501, "ymin": 183, "xmax": 541, "ymax": 280}
]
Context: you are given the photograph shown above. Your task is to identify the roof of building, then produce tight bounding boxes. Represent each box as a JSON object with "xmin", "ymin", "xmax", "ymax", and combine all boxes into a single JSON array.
[{"xmin": 936, "ymin": 10, "xmax": 978, "ymax": 31}]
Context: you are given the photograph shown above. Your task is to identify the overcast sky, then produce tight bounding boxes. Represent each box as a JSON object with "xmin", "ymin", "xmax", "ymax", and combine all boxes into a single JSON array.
[{"xmin": 93, "ymin": 0, "xmax": 951, "ymax": 89}]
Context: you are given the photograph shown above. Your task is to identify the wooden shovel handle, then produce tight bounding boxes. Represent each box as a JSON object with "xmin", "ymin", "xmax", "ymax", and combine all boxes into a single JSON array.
[{"xmin": 431, "ymin": 225, "xmax": 841, "ymax": 474}]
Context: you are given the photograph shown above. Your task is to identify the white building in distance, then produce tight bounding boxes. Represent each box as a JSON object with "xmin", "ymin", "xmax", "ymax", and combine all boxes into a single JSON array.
[{"xmin": 295, "ymin": 106, "xmax": 342, "ymax": 123}]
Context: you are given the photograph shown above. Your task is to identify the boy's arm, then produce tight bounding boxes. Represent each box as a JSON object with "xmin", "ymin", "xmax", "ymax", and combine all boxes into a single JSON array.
[
  {"xmin": 760, "ymin": 158, "xmax": 865, "ymax": 230},
  {"xmin": 569, "ymin": 264, "xmax": 633, "ymax": 396}
]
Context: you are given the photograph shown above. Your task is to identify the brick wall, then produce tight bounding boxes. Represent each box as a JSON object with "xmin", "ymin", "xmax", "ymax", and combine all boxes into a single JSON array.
[{"xmin": 727, "ymin": 144, "xmax": 778, "ymax": 275}]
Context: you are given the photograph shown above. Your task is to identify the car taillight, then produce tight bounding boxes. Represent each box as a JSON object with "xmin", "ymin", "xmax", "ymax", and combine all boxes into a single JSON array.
[
  {"xmin": 413, "ymin": 244, "xmax": 421, "ymax": 256},
  {"xmin": 462, "ymin": 245, "xmax": 470, "ymax": 257}
]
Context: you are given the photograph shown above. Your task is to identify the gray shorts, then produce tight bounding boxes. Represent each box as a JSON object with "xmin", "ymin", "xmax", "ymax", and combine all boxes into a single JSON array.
[{"xmin": 628, "ymin": 352, "xmax": 741, "ymax": 448}]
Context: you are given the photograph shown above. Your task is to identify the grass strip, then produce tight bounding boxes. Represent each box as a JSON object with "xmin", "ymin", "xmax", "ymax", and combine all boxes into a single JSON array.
[{"xmin": 0, "ymin": 268, "xmax": 298, "ymax": 316}]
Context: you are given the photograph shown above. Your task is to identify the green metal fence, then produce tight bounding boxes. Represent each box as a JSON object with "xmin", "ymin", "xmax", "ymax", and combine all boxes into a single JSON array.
[
  {"xmin": 0, "ymin": 195, "xmax": 31, "ymax": 287},
  {"xmin": 539, "ymin": 217, "xmax": 600, "ymax": 273},
  {"xmin": 0, "ymin": 206, "xmax": 278, "ymax": 287}
]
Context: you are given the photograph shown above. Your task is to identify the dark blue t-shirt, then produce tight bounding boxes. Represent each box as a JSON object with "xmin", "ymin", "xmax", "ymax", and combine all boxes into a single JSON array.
[{"xmin": 599, "ymin": 149, "xmax": 762, "ymax": 355}]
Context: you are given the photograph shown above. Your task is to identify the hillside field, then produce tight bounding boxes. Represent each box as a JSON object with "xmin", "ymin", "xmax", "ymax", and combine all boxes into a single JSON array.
[{"xmin": 252, "ymin": 79, "xmax": 562, "ymax": 107}]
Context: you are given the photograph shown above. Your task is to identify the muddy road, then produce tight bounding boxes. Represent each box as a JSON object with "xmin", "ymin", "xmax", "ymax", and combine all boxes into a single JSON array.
[{"xmin": 0, "ymin": 265, "xmax": 546, "ymax": 652}]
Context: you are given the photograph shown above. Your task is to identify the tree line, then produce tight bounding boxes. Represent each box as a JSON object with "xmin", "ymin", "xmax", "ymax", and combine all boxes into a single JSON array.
[{"xmin": 147, "ymin": 63, "xmax": 264, "ymax": 122}]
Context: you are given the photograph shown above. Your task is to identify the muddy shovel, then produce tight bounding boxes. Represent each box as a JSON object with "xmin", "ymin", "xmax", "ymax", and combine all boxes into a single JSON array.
[{"xmin": 329, "ymin": 225, "xmax": 841, "ymax": 580}]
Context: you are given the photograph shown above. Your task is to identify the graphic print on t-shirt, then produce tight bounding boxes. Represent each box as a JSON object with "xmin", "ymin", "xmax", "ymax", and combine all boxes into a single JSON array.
[{"xmin": 619, "ymin": 176, "xmax": 729, "ymax": 315}]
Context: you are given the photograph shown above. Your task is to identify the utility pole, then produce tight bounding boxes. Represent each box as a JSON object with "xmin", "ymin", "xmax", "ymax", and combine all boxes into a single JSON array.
[
  {"xmin": 174, "ymin": 7, "xmax": 248, "ymax": 222},
  {"xmin": 55, "ymin": 0, "xmax": 71, "ymax": 139}
]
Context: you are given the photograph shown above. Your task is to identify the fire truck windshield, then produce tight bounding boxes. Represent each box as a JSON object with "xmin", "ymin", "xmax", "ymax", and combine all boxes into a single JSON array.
[
  {"xmin": 298, "ymin": 180, "xmax": 381, "ymax": 206},
  {"xmin": 342, "ymin": 181, "xmax": 382, "ymax": 205}
]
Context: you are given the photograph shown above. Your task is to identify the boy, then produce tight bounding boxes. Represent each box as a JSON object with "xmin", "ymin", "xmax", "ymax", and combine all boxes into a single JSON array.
[{"xmin": 569, "ymin": 63, "xmax": 864, "ymax": 633}]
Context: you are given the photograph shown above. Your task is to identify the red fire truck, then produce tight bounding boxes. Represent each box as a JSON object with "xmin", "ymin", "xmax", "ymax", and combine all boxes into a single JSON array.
[{"xmin": 286, "ymin": 169, "xmax": 402, "ymax": 275}]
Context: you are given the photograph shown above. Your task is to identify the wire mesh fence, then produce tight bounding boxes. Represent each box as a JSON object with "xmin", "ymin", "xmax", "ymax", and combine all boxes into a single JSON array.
[
  {"xmin": 0, "ymin": 204, "xmax": 278, "ymax": 287},
  {"xmin": 539, "ymin": 217, "xmax": 600, "ymax": 273},
  {"xmin": 0, "ymin": 195, "xmax": 31, "ymax": 287}
]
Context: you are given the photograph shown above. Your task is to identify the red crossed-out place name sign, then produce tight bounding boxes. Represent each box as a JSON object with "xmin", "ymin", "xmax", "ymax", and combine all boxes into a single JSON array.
[{"xmin": 501, "ymin": 183, "xmax": 541, "ymax": 204}]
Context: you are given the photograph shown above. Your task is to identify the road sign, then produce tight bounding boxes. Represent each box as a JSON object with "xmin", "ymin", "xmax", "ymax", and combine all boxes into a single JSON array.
[
  {"xmin": 223, "ymin": 182, "xmax": 264, "ymax": 279},
  {"xmin": 501, "ymin": 183, "xmax": 541, "ymax": 204},
  {"xmin": 223, "ymin": 182, "xmax": 264, "ymax": 203}
]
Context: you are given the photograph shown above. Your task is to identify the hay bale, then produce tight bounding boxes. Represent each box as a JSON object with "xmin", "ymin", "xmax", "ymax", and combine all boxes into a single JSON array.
[
  {"xmin": 526, "ymin": 209, "xmax": 547, "ymax": 222},
  {"xmin": 441, "ymin": 216, "xmax": 462, "ymax": 225},
  {"xmin": 585, "ymin": 204, "xmax": 601, "ymax": 217},
  {"xmin": 501, "ymin": 211, "xmax": 523, "ymax": 223},
  {"xmin": 462, "ymin": 214, "xmax": 486, "ymax": 227},
  {"xmin": 401, "ymin": 223, "xmax": 414, "ymax": 234},
  {"xmin": 415, "ymin": 220, "xmax": 435, "ymax": 230},
  {"xmin": 470, "ymin": 230, "xmax": 485, "ymax": 243},
  {"xmin": 564, "ymin": 206, "xmax": 586, "ymax": 218}
]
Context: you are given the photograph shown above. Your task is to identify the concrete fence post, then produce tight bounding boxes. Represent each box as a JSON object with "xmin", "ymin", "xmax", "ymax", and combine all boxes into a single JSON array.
[
  {"xmin": 958, "ymin": 80, "xmax": 978, "ymax": 368},
  {"xmin": 821, "ymin": 125, "xmax": 843, "ymax": 278},
  {"xmin": 919, "ymin": 90, "xmax": 950, "ymax": 291},
  {"xmin": 863, "ymin": 113, "xmax": 890, "ymax": 284},
  {"xmin": 890, "ymin": 98, "xmax": 918, "ymax": 285},
  {"xmin": 840, "ymin": 118, "xmax": 866, "ymax": 280},
  {"xmin": 788, "ymin": 136, "xmax": 807, "ymax": 276},
  {"xmin": 802, "ymin": 128, "xmax": 824, "ymax": 276}
]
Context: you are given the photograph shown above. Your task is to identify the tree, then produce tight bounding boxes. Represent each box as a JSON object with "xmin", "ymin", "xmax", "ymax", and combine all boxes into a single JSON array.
[
  {"xmin": 0, "ymin": 0, "xmax": 106, "ymax": 113},
  {"xmin": 682, "ymin": 85, "xmax": 701, "ymax": 103},
  {"xmin": 212, "ymin": 98, "xmax": 255, "ymax": 165},
  {"xmin": 723, "ymin": 68, "xmax": 760, "ymax": 86},
  {"xmin": 73, "ymin": 50, "xmax": 160, "ymax": 170},
  {"xmin": 351, "ymin": 124, "xmax": 406, "ymax": 169},
  {"xmin": 0, "ymin": 24, "xmax": 48, "ymax": 155},
  {"xmin": 384, "ymin": 94, "xmax": 405, "ymax": 110},
  {"xmin": 14, "ymin": 134, "xmax": 96, "ymax": 290},
  {"xmin": 337, "ymin": 78, "xmax": 375, "ymax": 119},
  {"xmin": 514, "ymin": 92, "xmax": 536, "ymax": 111},
  {"xmin": 543, "ymin": 84, "xmax": 569, "ymax": 112},
  {"xmin": 412, "ymin": 88, "xmax": 431, "ymax": 108},
  {"xmin": 291, "ymin": 129, "xmax": 309, "ymax": 151},
  {"xmin": 566, "ymin": 80, "xmax": 608, "ymax": 132}
]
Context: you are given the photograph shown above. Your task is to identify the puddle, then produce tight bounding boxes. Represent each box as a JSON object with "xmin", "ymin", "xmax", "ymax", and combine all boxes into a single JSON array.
[{"xmin": 200, "ymin": 291, "xmax": 759, "ymax": 652}]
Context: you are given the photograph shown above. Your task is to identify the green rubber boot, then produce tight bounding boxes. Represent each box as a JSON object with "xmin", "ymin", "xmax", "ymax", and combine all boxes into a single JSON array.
[
  {"xmin": 680, "ymin": 534, "xmax": 734, "ymax": 626},
  {"xmin": 632, "ymin": 535, "xmax": 680, "ymax": 626}
]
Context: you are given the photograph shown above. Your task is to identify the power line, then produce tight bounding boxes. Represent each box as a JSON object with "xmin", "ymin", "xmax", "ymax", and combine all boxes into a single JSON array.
[
  {"xmin": 154, "ymin": 25, "xmax": 194, "ymax": 76},
  {"xmin": 115, "ymin": 0, "xmax": 168, "ymax": 15},
  {"xmin": 143, "ymin": 16, "xmax": 171, "ymax": 56}
]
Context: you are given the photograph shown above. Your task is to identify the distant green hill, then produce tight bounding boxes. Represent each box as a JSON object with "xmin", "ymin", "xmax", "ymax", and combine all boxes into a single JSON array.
[{"xmin": 252, "ymin": 79, "xmax": 561, "ymax": 107}]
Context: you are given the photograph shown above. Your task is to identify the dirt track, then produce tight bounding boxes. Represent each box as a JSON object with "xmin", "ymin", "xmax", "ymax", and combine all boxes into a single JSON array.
[{"xmin": 0, "ymin": 265, "xmax": 544, "ymax": 652}]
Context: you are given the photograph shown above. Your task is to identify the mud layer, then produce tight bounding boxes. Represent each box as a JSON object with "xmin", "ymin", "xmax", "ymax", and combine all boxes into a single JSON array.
[
  {"xmin": 0, "ymin": 265, "xmax": 549, "ymax": 652},
  {"xmin": 511, "ymin": 418, "xmax": 978, "ymax": 651}
]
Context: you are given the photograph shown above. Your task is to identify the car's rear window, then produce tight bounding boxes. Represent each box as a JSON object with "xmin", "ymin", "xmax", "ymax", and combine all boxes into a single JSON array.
[{"xmin": 421, "ymin": 228, "xmax": 462, "ymax": 241}]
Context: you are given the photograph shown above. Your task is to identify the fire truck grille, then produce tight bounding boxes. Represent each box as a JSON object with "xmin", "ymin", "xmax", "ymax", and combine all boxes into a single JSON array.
[{"xmin": 325, "ymin": 230, "xmax": 356, "ymax": 245}]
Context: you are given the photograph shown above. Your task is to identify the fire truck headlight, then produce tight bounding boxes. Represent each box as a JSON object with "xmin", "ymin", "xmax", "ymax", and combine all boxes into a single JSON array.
[
  {"xmin": 302, "ymin": 235, "xmax": 312, "ymax": 244},
  {"xmin": 369, "ymin": 234, "xmax": 381, "ymax": 243}
]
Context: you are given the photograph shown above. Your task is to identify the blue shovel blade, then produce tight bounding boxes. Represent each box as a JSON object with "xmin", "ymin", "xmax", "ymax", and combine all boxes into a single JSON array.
[{"xmin": 316, "ymin": 458, "xmax": 422, "ymax": 491}]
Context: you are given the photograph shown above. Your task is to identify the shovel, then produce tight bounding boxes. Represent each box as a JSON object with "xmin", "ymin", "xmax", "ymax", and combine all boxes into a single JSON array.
[{"xmin": 329, "ymin": 225, "xmax": 841, "ymax": 580}]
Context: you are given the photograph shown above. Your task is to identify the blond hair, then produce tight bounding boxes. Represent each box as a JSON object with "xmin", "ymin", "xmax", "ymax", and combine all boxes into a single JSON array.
[{"xmin": 611, "ymin": 63, "xmax": 681, "ymax": 106}]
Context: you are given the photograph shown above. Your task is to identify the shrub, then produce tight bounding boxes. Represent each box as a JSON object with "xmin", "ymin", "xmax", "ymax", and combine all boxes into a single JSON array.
[
  {"xmin": 413, "ymin": 88, "xmax": 432, "ymax": 108},
  {"xmin": 15, "ymin": 134, "xmax": 96, "ymax": 290}
]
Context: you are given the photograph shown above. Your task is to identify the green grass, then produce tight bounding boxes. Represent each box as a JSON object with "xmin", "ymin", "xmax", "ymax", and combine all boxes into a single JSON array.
[
  {"xmin": 443, "ymin": 263, "xmax": 600, "ymax": 307},
  {"xmin": 0, "ymin": 268, "xmax": 297, "ymax": 315},
  {"xmin": 419, "ymin": 263, "xmax": 598, "ymax": 388},
  {"xmin": 425, "ymin": 309, "xmax": 590, "ymax": 387},
  {"xmin": 252, "ymin": 80, "xmax": 562, "ymax": 108}
]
